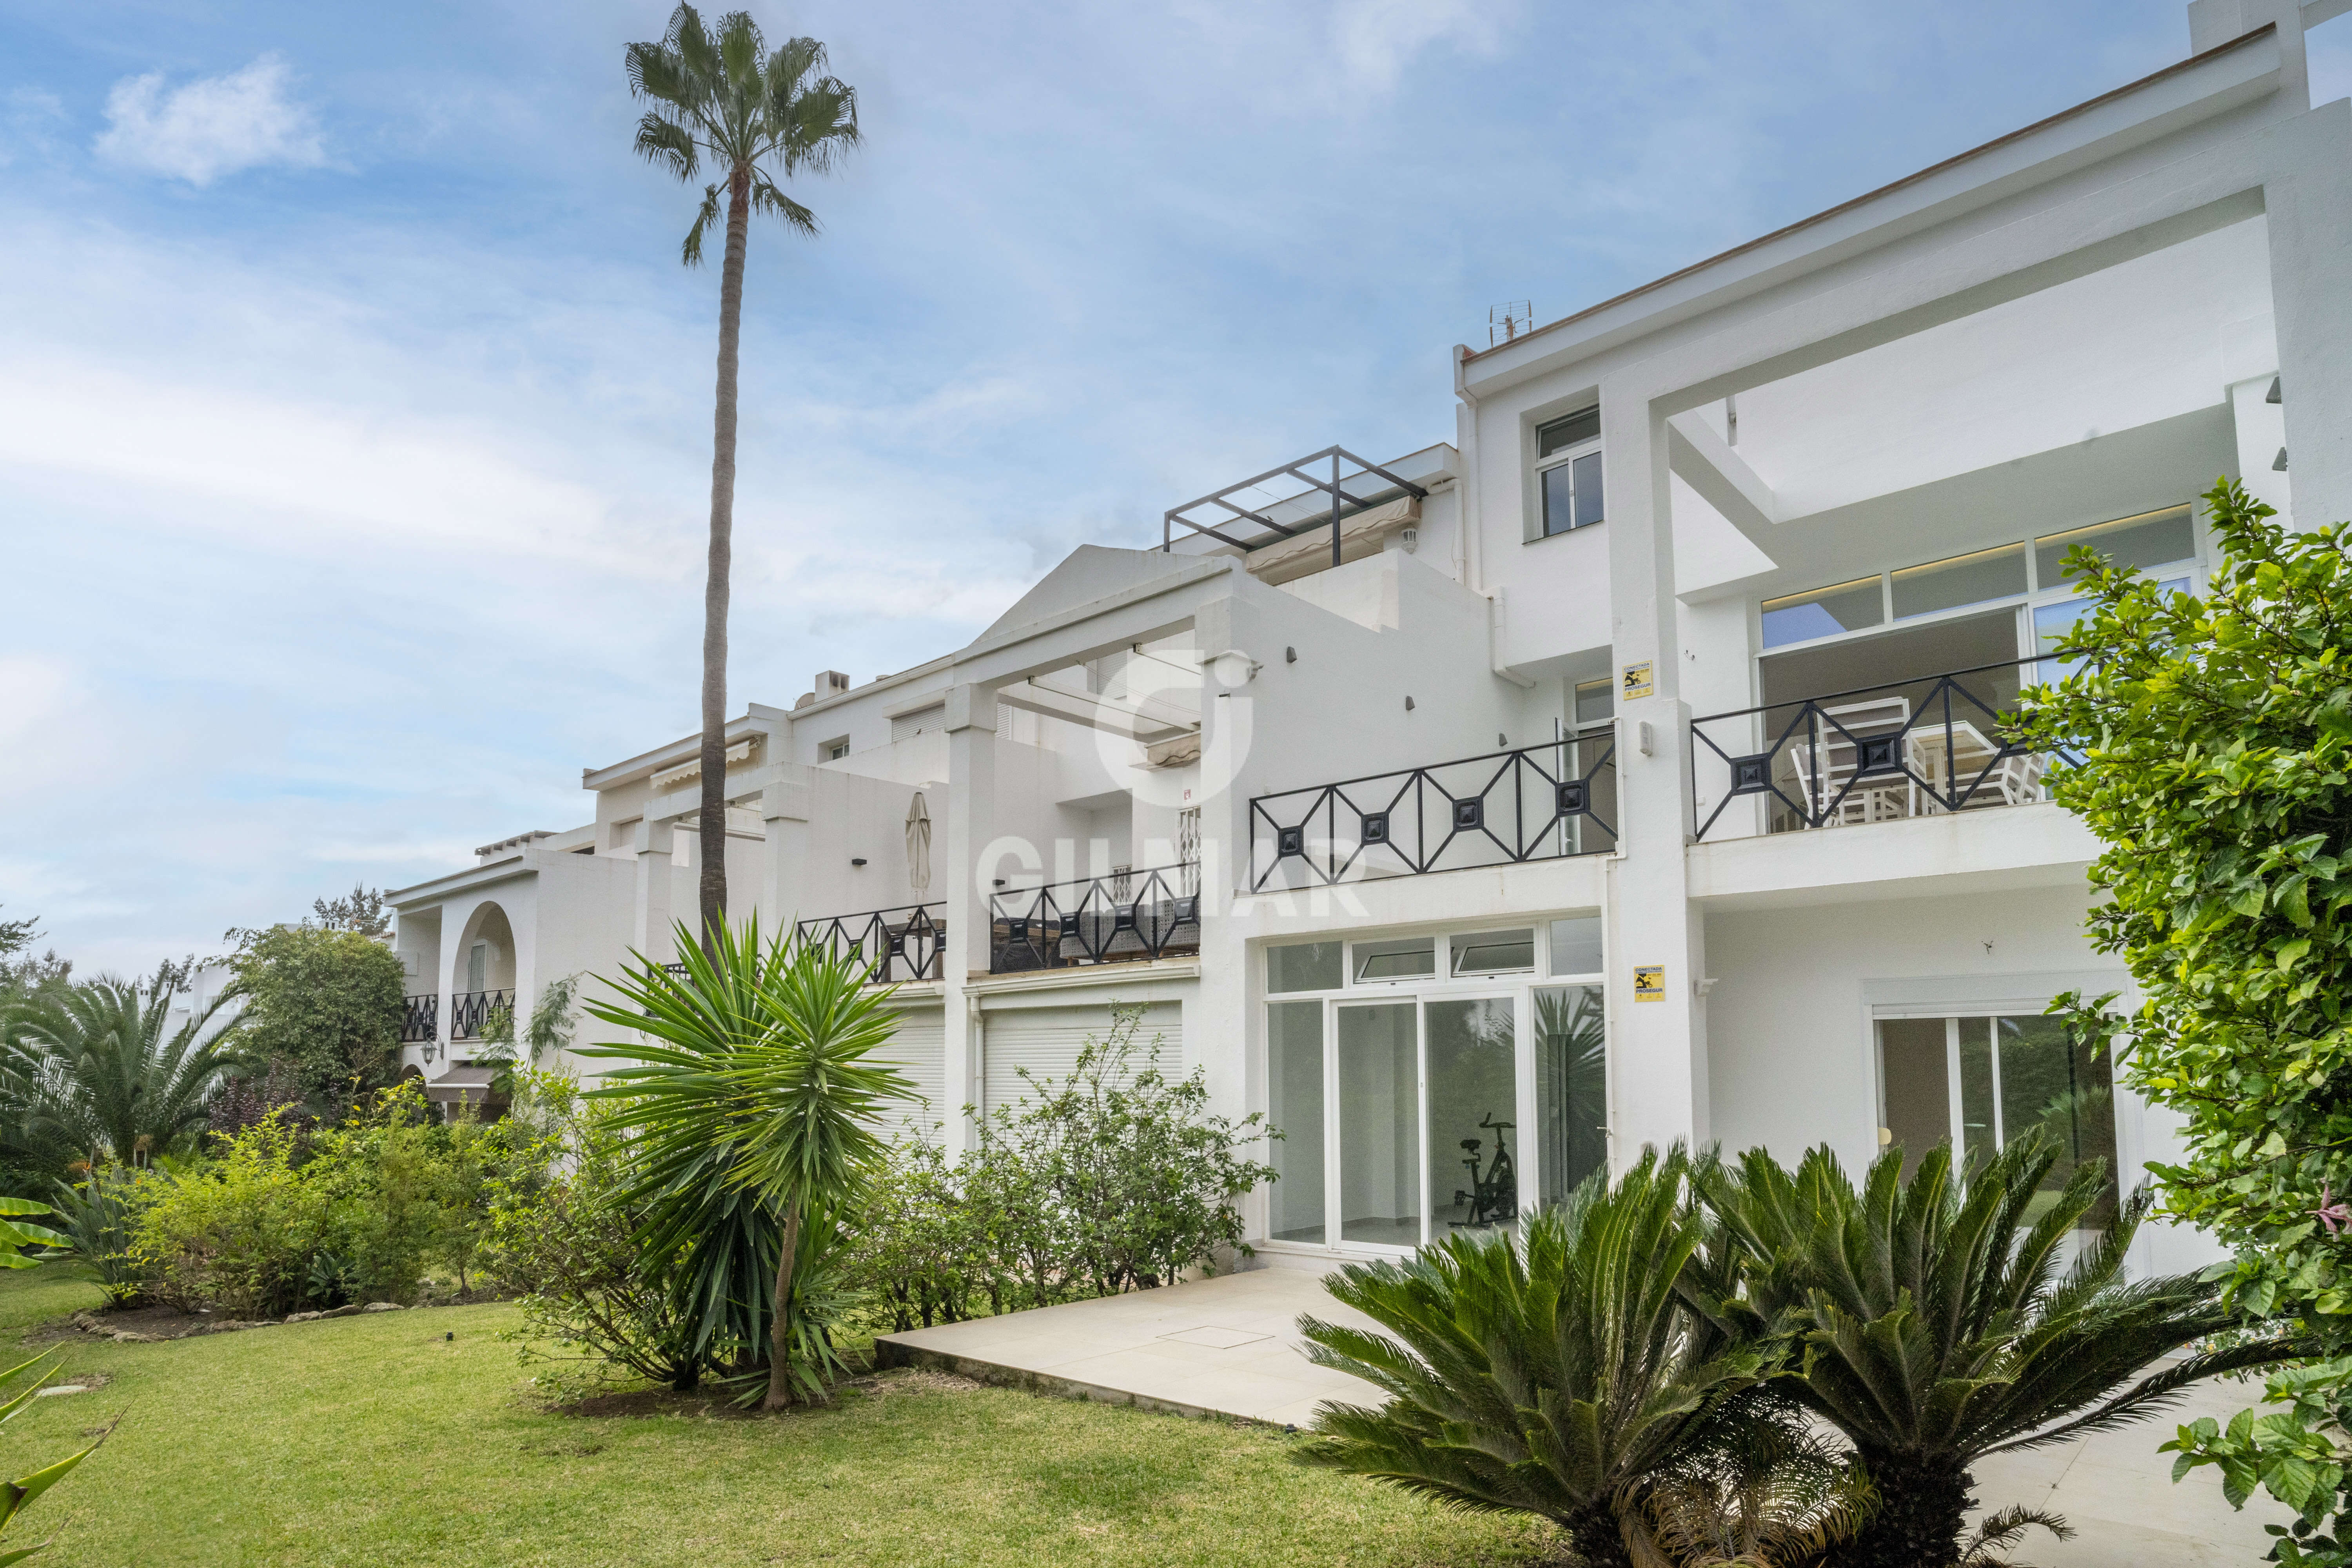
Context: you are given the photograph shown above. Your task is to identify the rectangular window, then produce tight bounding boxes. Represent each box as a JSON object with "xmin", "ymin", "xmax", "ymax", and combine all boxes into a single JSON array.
[
  {"xmin": 2034, "ymin": 505, "xmax": 2194, "ymax": 589},
  {"xmin": 2034, "ymin": 578, "xmax": 2188, "ymax": 679},
  {"xmin": 1426, "ymin": 997, "xmax": 1518, "ymax": 1233},
  {"xmin": 1537, "ymin": 407, "xmax": 1603, "ymax": 539},
  {"xmin": 1267, "ymin": 941, "xmax": 1342, "ymax": 994},
  {"xmin": 1353, "ymin": 936, "xmax": 1436, "ymax": 984},
  {"xmin": 1542, "ymin": 452, "xmax": 1604, "ymax": 536},
  {"xmin": 1573, "ymin": 678, "xmax": 1614, "ymax": 728},
  {"xmin": 823, "ymin": 738, "xmax": 850, "ymax": 761},
  {"xmin": 1450, "ymin": 929, "xmax": 1534, "ymax": 977},
  {"xmin": 1548, "ymin": 915, "xmax": 1604, "ymax": 976},
  {"xmin": 1891, "ymin": 543, "xmax": 2027, "ymax": 620},
  {"xmin": 1537, "ymin": 406, "xmax": 1599, "ymax": 457},
  {"xmin": 1535, "ymin": 985, "xmax": 1607, "ymax": 1205},
  {"xmin": 1266, "ymin": 1001, "xmax": 1326, "ymax": 1243},
  {"xmin": 1761, "ymin": 576, "xmax": 1884, "ymax": 649},
  {"xmin": 1338, "ymin": 1003, "xmax": 1420, "ymax": 1246}
]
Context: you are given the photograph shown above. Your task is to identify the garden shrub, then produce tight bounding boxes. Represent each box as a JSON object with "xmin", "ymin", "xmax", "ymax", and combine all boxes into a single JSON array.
[
  {"xmin": 481, "ymin": 1074, "xmax": 720, "ymax": 1392},
  {"xmin": 132, "ymin": 1082, "xmax": 525, "ymax": 1316},
  {"xmin": 135, "ymin": 1114, "xmax": 327, "ymax": 1317},
  {"xmin": 849, "ymin": 1005, "xmax": 1274, "ymax": 1323}
]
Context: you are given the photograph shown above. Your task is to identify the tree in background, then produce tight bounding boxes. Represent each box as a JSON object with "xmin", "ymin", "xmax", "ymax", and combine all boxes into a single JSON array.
[
  {"xmin": 2016, "ymin": 477, "xmax": 2352, "ymax": 1562},
  {"xmin": 0, "ymin": 906, "xmax": 70, "ymax": 1003},
  {"xmin": 311, "ymin": 884, "xmax": 391, "ymax": 938},
  {"xmin": 625, "ymin": 3, "xmax": 861, "ymax": 943},
  {"xmin": 223, "ymin": 926, "xmax": 404, "ymax": 1116}
]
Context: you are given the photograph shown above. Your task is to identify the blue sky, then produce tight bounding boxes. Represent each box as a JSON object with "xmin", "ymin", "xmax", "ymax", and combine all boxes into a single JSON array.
[{"xmin": 3, "ymin": 1, "xmax": 2347, "ymax": 975}]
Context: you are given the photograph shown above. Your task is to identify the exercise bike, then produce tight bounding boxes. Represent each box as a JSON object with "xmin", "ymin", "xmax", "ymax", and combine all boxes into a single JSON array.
[{"xmin": 1451, "ymin": 1111, "xmax": 1518, "ymax": 1228}]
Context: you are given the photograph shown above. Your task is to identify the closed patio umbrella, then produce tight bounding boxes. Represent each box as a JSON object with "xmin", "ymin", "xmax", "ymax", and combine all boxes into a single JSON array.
[{"xmin": 906, "ymin": 791, "xmax": 932, "ymax": 897}]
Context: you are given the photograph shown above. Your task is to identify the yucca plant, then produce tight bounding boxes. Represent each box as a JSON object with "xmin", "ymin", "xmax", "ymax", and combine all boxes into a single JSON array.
[
  {"xmin": 1692, "ymin": 1136, "xmax": 2301, "ymax": 1568},
  {"xmin": 1298, "ymin": 1149, "xmax": 1766, "ymax": 1568},
  {"xmin": 580, "ymin": 918, "xmax": 909, "ymax": 1408}
]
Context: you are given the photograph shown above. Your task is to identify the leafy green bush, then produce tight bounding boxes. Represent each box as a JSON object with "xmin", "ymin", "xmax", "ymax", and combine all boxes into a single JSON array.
[
  {"xmin": 481, "ymin": 1074, "xmax": 716, "ymax": 1393},
  {"xmin": 132, "ymin": 1083, "xmax": 525, "ymax": 1317},
  {"xmin": 134, "ymin": 1115, "xmax": 325, "ymax": 1318},
  {"xmin": 848, "ymin": 1005, "xmax": 1273, "ymax": 1325},
  {"xmin": 222, "ymin": 924, "xmax": 404, "ymax": 1114}
]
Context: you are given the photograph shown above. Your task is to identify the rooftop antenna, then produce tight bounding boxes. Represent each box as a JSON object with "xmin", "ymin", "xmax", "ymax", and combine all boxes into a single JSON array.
[{"xmin": 1489, "ymin": 301, "xmax": 1533, "ymax": 347}]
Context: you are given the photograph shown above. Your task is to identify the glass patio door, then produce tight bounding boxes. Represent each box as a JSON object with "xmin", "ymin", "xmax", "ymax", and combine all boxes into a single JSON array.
[
  {"xmin": 1876, "ymin": 1013, "xmax": 2120, "ymax": 1232},
  {"xmin": 1425, "ymin": 998, "xmax": 1518, "ymax": 1235},
  {"xmin": 1337, "ymin": 1003, "xmax": 1420, "ymax": 1247}
]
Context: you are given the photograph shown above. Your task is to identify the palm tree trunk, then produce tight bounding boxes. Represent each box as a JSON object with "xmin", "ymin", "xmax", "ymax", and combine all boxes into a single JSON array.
[
  {"xmin": 764, "ymin": 1198, "xmax": 802, "ymax": 1410},
  {"xmin": 698, "ymin": 163, "xmax": 752, "ymax": 954},
  {"xmin": 1836, "ymin": 1453, "xmax": 1973, "ymax": 1568}
]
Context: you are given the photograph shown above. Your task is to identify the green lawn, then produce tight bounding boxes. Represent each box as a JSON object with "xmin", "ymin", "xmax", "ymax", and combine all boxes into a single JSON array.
[{"xmin": 0, "ymin": 1269, "xmax": 1555, "ymax": 1567}]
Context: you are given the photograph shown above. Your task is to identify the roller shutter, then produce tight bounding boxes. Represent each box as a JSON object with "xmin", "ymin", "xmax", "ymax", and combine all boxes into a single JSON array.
[
  {"xmin": 874, "ymin": 1005, "xmax": 947, "ymax": 1141},
  {"xmin": 981, "ymin": 1002, "xmax": 1182, "ymax": 1117},
  {"xmin": 890, "ymin": 704, "xmax": 945, "ymax": 743}
]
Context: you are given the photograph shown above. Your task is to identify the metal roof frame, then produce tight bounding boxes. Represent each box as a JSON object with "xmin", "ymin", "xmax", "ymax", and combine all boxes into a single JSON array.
[{"xmin": 1161, "ymin": 445, "xmax": 1430, "ymax": 568}]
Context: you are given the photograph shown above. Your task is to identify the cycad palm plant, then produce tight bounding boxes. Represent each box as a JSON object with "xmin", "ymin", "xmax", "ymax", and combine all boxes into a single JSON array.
[
  {"xmin": 1298, "ymin": 1150, "xmax": 1766, "ymax": 1568},
  {"xmin": 581, "ymin": 919, "xmax": 908, "ymax": 1408},
  {"xmin": 3, "ymin": 978, "xmax": 240, "ymax": 1166},
  {"xmin": 626, "ymin": 4, "xmax": 860, "ymax": 940},
  {"xmin": 1693, "ymin": 1136, "xmax": 2301, "ymax": 1568}
]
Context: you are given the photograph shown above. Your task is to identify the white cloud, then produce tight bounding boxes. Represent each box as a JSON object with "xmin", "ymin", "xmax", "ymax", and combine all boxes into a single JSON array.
[
  {"xmin": 1332, "ymin": 0, "xmax": 1505, "ymax": 94},
  {"xmin": 95, "ymin": 53, "xmax": 326, "ymax": 186}
]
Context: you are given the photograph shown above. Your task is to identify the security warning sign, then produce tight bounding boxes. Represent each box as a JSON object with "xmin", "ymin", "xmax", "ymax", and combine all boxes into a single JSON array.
[
  {"xmin": 1633, "ymin": 964, "xmax": 1666, "ymax": 1003},
  {"xmin": 1621, "ymin": 661, "xmax": 1655, "ymax": 702}
]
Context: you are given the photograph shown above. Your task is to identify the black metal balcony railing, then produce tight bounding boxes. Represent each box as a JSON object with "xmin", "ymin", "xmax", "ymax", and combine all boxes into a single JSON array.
[
  {"xmin": 1249, "ymin": 729, "xmax": 1618, "ymax": 891},
  {"xmin": 1690, "ymin": 658, "xmax": 2060, "ymax": 842},
  {"xmin": 990, "ymin": 866, "xmax": 1201, "ymax": 973},
  {"xmin": 400, "ymin": 994, "xmax": 438, "ymax": 1044},
  {"xmin": 448, "ymin": 989, "xmax": 513, "ymax": 1042},
  {"xmin": 798, "ymin": 904, "xmax": 946, "ymax": 984}
]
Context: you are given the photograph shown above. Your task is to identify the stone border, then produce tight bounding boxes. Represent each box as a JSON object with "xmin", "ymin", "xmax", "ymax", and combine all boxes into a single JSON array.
[
  {"xmin": 873, "ymin": 1334, "xmax": 1261, "ymax": 1425},
  {"xmin": 68, "ymin": 1302, "xmax": 411, "ymax": 1344}
]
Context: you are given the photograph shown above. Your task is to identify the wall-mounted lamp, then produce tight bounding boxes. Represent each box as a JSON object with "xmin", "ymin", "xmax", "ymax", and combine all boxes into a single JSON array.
[
  {"xmin": 851, "ymin": 857, "xmax": 867, "ymax": 867},
  {"xmin": 1405, "ymin": 695, "xmax": 1416, "ymax": 711},
  {"xmin": 1284, "ymin": 646, "xmax": 1297, "ymax": 663}
]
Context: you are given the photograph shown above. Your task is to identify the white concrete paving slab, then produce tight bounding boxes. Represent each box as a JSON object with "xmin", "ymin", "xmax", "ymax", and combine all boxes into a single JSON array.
[{"xmin": 874, "ymin": 1266, "xmax": 2299, "ymax": 1567}]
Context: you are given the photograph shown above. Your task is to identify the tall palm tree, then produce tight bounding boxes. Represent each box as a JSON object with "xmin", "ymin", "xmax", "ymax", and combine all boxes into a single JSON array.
[
  {"xmin": 626, "ymin": 5, "xmax": 862, "ymax": 945},
  {"xmin": 2, "ymin": 978, "xmax": 241, "ymax": 1166},
  {"xmin": 1691, "ymin": 1138, "xmax": 2303, "ymax": 1568},
  {"xmin": 581, "ymin": 918, "xmax": 907, "ymax": 1409}
]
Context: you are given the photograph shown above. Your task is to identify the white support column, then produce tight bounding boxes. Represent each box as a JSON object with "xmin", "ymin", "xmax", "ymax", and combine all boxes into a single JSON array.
[
  {"xmin": 434, "ymin": 911, "xmax": 462, "ymax": 1076},
  {"xmin": 760, "ymin": 769, "xmax": 813, "ymax": 940},
  {"xmin": 1602, "ymin": 389, "xmax": 1710, "ymax": 1163},
  {"xmin": 631, "ymin": 817, "xmax": 678, "ymax": 962},
  {"xmin": 2262, "ymin": 102, "xmax": 2352, "ymax": 530},
  {"xmin": 940, "ymin": 682, "xmax": 998, "ymax": 1156}
]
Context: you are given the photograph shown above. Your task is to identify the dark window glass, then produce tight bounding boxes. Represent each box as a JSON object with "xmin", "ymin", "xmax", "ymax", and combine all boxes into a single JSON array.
[
  {"xmin": 1542, "ymin": 451, "xmax": 1604, "ymax": 537},
  {"xmin": 1537, "ymin": 406, "xmax": 1599, "ymax": 457},
  {"xmin": 2034, "ymin": 505, "xmax": 2196, "ymax": 588},
  {"xmin": 1571, "ymin": 452, "xmax": 1604, "ymax": 530}
]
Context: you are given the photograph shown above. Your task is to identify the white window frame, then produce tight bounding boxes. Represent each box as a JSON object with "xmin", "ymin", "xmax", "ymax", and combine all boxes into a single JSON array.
[
  {"xmin": 1534, "ymin": 416, "xmax": 1604, "ymax": 541},
  {"xmin": 1256, "ymin": 916, "xmax": 1608, "ymax": 1258}
]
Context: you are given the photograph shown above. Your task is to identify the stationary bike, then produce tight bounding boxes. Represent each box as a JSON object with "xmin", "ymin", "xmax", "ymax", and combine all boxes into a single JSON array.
[{"xmin": 1452, "ymin": 1111, "xmax": 1518, "ymax": 1228}]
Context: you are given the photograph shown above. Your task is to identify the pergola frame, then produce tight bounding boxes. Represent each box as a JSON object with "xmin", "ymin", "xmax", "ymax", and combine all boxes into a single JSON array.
[{"xmin": 1161, "ymin": 445, "xmax": 1430, "ymax": 570}]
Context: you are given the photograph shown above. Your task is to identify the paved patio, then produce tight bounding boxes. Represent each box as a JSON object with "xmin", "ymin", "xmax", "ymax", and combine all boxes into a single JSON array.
[{"xmin": 875, "ymin": 1265, "xmax": 2294, "ymax": 1567}]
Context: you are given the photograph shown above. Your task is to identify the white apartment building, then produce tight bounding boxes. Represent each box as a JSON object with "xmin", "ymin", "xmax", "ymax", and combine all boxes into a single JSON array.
[{"xmin": 389, "ymin": 0, "xmax": 2352, "ymax": 1276}]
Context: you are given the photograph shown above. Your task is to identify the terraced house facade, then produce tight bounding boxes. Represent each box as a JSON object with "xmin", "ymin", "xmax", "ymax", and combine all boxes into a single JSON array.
[{"xmin": 390, "ymin": 0, "xmax": 2352, "ymax": 1278}]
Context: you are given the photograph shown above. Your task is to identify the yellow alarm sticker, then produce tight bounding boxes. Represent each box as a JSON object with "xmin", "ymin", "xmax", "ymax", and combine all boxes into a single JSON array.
[{"xmin": 1633, "ymin": 964, "xmax": 1665, "ymax": 1002}]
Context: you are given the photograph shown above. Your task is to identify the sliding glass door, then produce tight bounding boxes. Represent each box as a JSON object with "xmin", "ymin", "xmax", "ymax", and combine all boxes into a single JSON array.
[
  {"xmin": 1337, "ymin": 1003, "xmax": 1420, "ymax": 1246},
  {"xmin": 1876, "ymin": 1013, "xmax": 2119, "ymax": 1232}
]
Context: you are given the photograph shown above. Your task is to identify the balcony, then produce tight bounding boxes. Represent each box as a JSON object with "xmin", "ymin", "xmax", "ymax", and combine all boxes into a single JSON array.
[
  {"xmin": 797, "ymin": 904, "xmax": 946, "ymax": 984},
  {"xmin": 989, "ymin": 866, "xmax": 1201, "ymax": 973},
  {"xmin": 1690, "ymin": 659, "xmax": 2056, "ymax": 842},
  {"xmin": 1248, "ymin": 730, "xmax": 1618, "ymax": 891},
  {"xmin": 447, "ymin": 988, "xmax": 513, "ymax": 1042},
  {"xmin": 400, "ymin": 994, "xmax": 437, "ymax": 1044}
]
